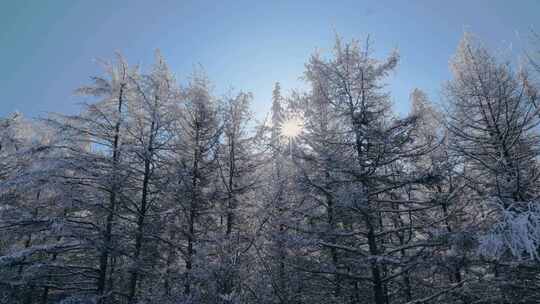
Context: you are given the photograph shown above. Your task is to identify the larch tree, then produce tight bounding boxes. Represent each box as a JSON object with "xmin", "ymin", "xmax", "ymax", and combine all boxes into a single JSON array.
[
  {"xmin": 445, "ymin": 34, "xmax": 540, "ymax": 303},
  {"xmin": 171, "ymin": 71, "xmax": 222, "ymax": 301},
  {"xmin": 123, "ymin": 51, "xmax": 179, "ymax": 304},
  {"xmin": 213, "ymin": 91, "xmax": 260, "ymax": 303},
  {"xmin": 300, "ymin": 36, "xmax": 443, "ymax": 304}
]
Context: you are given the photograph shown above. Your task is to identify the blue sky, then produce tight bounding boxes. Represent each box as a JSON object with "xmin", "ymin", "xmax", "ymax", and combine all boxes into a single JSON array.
[{"xmin": 1, "ymin": 0, "xmax": 539, "ymax": 120}]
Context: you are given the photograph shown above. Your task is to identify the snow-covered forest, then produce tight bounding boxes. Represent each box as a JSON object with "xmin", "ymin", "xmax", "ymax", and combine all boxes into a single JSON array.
[{"xmin": 2, "ymin": 33, "xmax": 540, "ymax": 304}]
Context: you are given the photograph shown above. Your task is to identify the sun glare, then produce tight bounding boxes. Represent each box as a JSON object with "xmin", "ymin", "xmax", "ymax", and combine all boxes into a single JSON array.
[{"xmin": 280, "ymin": 117, "xmax": 304, "ymax": 138}]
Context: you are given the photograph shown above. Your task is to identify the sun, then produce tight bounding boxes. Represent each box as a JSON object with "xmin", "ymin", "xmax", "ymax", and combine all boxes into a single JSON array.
[{"xmin": 280, "ymin": 117, "xmax": 304, "ymax": 138}]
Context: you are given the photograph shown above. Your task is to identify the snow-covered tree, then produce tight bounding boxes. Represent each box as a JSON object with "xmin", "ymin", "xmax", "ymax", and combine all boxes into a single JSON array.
[
  {"xmin": 445, "ymin": 34, "xmax": 540, "ymax": 303},
  {"xmin": 295, "ymin": 36, "xmax": 444, "ymax": 304}
]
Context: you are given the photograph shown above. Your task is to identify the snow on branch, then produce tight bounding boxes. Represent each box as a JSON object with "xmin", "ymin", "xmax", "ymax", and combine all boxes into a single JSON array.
[{"xmin": 478, "ymin": 201, "xmax": 540, "ymax": 262}]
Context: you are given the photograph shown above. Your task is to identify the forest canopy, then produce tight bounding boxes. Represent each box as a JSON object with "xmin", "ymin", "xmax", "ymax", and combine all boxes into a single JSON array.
[{"xmin": 2, "ymin": 33, "xmax": 540, "ymax": 304}]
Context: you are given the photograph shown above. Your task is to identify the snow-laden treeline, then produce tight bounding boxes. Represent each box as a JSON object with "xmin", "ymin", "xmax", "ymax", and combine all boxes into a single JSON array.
[{"xmin": 1, "ymin": 34, "xmax": 540, "ymax": 304}]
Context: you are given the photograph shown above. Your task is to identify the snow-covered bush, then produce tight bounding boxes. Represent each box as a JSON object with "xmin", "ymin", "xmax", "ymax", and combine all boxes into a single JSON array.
[{"xmin": 479, "ymin": 201, "xmax": 540, "ymax": 261}]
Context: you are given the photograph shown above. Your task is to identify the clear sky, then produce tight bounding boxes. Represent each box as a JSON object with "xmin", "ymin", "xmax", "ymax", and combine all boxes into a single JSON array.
[{"xmin": 1, "ymin": 0, "xmax": 539, "ymax": 120}]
